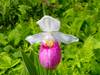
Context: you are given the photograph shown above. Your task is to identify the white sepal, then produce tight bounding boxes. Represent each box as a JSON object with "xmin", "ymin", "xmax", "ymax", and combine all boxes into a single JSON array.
[
  {"xmin": 25, "ymin": 33, "xmax": 44, "ymax": 44},
  {"xmin": 37, "ymin": 15, "xmax": 60, "ymax": 32},
  {"xmin": 52, "ymin": 32, "xmax": 79, "ymax": 44}
]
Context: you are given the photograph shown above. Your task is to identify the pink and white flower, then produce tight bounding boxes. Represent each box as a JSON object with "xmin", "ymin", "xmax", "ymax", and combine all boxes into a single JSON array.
[{"xmin": 25, "ymin": 15, "xmax": 79, "ymax": 69}]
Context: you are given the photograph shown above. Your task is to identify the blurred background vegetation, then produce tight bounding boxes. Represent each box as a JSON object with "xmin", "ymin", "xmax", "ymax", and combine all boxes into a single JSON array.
[{"xmin": 0, "ymin": 0, "xmax": 100, "ymax": 75}]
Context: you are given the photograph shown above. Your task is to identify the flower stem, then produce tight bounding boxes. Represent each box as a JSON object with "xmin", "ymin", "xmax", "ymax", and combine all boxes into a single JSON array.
[{"xmin": 42, "ymin": 3, "xmax": 46, "ymax": 15}]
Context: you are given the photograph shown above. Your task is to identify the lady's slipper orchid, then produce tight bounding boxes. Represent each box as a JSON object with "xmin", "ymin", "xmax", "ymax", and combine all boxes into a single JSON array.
[{"xmin": 25, "ymin": 15, "xmax": 79, "ymax": 69}]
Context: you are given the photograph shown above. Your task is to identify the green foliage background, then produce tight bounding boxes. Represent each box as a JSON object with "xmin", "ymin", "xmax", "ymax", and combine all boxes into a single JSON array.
[{"xmin": 0, "ymin": 0, "xmax": 100, "ymax": 75}]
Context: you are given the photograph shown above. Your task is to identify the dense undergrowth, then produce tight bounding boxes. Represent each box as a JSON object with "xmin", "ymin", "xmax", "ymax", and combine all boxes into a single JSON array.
[{"xmin": 0, "ymin": 0, "xmax": 100, "ymax": 75}]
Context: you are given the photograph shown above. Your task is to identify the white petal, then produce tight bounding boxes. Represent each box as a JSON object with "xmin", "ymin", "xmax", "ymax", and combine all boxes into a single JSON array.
[
  {"xmin": 25, "ymin": 33, "xmax": 44, "ymax": 44},
  {"xmin": 52, "ymin": 32, "xmax": 79, "ymax": 44},
  {"xmin": 37, "ymin": 15, "xmax": 60, "ymax": 32}
]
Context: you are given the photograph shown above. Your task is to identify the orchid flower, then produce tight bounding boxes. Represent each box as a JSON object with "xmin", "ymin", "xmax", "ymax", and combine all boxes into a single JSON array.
[{"xmin": 25, "ymin": 15, "xmax": 79, "ymax": 69}]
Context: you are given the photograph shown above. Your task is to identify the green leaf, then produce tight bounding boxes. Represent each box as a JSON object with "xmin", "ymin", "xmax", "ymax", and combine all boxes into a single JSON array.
[
  {"xmin": 81, "ymin": 36, "xmax": 94, "ymax": 62},
  {"xmin": 71, "ymin": 17, "xmax": 84, "ymax": 35},
  {"xmin": 0, "ymin": 33, "xmax": 8, "ymax": 45},
  {"xmin": 21, "ymin": 50, "xmax": 37, "ymax": 75},
  {"xmin": 0, "ymin": 52, "xmax": 12, "ymax": 69}
]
